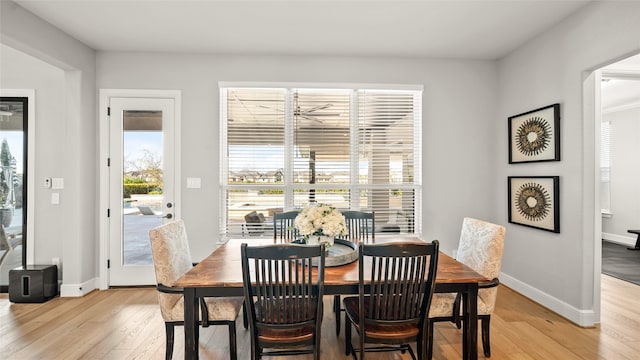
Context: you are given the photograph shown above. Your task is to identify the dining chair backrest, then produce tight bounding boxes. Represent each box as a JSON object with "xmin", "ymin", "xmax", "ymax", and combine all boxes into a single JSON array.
[
  {"xmin": 331, "ymin": 210, "xmax": 375, "ymax": 336},
  {"xmin": 344, "ymin": 240, "xmax": 439, "ymax": 359},
  {"xmin": 456, "ymin": 217, "xmax": 505, "ymax": 314},
  {"xmin": 149, "ymin": 220, "xmax": 193, "ymax": 318},
  {"xmin": 358, "ymin": 241, "xmax": 439, "ymax": 325},
  {"xmin": 273, "ymin": 210, "xmax": 300, "ymax": 242},
  {"xmin": 241, "ymin": 243, "xmax": 326, "ymax": 359},
  {"xmin": 342, "ymin": 210, "xmax": 375, "ymax": 243},
  {"xmin": 150, "ymin": 220, "xmax": 242, "ymax": 360}
]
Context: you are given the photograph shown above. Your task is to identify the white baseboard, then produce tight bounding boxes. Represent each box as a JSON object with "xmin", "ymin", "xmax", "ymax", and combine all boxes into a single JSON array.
[
  {"xmin": 500, "ymin": 272, "xmax": 597, "ymax": 327},
  {"xmin": 602, "ymin": 232, "xmax": 636, "ymax": 247},
  {"xmin": 60, "ymin": 277, "xmax": 99, "ymax": 297}
]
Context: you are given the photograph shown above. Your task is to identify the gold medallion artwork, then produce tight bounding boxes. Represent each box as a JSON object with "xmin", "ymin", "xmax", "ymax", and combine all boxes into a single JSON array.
[
  {"xmin": 508, "ymin": 104, "xmax": 559, "ymax": 164},
  {"xmin": 515, "ymin": 182, "xmax": 551, "ymax": 222},
  {"xmin": 515, "ymin": 117, "xmax": 552, "ymax": 157}
]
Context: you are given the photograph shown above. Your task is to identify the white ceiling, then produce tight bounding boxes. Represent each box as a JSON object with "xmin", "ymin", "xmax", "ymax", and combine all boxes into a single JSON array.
[
  {"xmin": 10, "ymin": 0, "xmax": 640, "ymax": 111},
  {"xmin": 14, "ymin": 0, "xmax": 594, "ymax": 60}
]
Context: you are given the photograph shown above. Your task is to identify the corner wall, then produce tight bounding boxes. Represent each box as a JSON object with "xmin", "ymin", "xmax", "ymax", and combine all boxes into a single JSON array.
[
  {"xmin": 0, "ymin": 1, "xmax": 97, "ymax": 296},
  {"xmin": 497, "ymin": 1, "xmax": 640, "ymax": 325}
]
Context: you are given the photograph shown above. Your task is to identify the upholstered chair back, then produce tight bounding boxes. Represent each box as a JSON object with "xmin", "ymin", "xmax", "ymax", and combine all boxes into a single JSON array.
[
  {"xmin": 149, "ymin": 219, "xmax": 193, "ymax": 321},
  {"xmin": 456, "ymin": 217, "xmax": 506, "ymax": 314}
]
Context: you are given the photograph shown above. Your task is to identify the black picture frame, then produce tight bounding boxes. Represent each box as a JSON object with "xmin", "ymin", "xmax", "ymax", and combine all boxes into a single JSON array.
[
  {"xmin": 508, "ymin": 103, "xmax": 560, "ymax": 164},
  {"xmin": 508, "ymin": 176, "xmax": 560, "ymax": 233}
]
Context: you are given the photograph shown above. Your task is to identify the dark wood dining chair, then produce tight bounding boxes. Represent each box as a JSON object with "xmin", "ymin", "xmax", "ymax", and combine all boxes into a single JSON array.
[
  {"xmin": 334, "ymin": 210, "xmax": 375, "ymax": 335},
  {"xmin": 427, "ymin": 217, "xmax": 505, "ymax": 358},
  {"xmin": 272, "ymin": 210, "xmax": 300, "ymax": 242},
  {"xmin": 342, "ymin": 210, "xmax": 375, "ymax": 243},
  {"xmin": 149, "ymin": 220, "xmax": 243, "ymax": 360},
  {"xmin": 343, "ymin": 240, "xmax": 439, "ymax": 360},
  {"xmin": 241, "ymin": 243, "xmax": 326, "ymax": 359}
]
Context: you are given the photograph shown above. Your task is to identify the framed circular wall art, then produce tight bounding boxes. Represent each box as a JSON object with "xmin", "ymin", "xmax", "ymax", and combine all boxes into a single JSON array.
[
  {"xmin": 508, "ymin": 103, "xmax": 560, "ymax": 164},
  {"xmin": 508, "ymin": 176, "xmax": 560, "ymax": 233}
]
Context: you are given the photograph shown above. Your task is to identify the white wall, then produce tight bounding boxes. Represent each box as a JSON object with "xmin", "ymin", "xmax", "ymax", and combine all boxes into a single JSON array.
[
  {"xmin": 97, "ymin": 53, "xmax": 499, "ymax": 258},
  {"xmin": 0, "ymin": 1, "xmax": 97, "ymax": 296},
  {"xmin": 0, "ymin": 45, "xmax": 66, "ymax": 285},
  {"xmin": 0, "ymin": 44, "xmax": 65, "ymax": 264},
  {"xmin": 4, "ymin": 0, "xmax": 640, "ymax": 328},
  {"xmin": 497, "ymin": 1, "xmax": 640, "ymax": 325},
  {"xmin": 602, "ymin": 106, "xmax": 640, "ymax": 244}
]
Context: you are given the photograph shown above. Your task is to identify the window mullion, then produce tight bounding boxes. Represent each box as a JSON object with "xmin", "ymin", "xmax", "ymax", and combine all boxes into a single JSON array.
[
  {"xmin": 350, "ymin": 90, "xmax": 360, "ymax": 210},
  {"xmin": 219, "ymin": 88, "xmax": 229, "ymax": 237},
  {"xmin": 284, "ymin": 89, "xmax": 294, "ymax": 210}
]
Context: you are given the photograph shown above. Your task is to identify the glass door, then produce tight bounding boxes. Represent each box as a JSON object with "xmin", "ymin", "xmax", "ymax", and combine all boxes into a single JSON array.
[
  {"xmin": 108, "ymin": 97, "xmax": 175, "ymax": 286},
  {"xmin": 0, "ymin": 97, "xmax": 26, "ymax": 291}
]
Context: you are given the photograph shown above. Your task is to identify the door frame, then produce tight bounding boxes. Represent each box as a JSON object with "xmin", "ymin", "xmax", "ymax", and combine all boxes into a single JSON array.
[
  {"xmin": 98, "ymin": 89, "xmax": 181, "ymax": 290},
  {"xmin": 0, "ymin": 89, "xmax": 35, "ymax": 266}
]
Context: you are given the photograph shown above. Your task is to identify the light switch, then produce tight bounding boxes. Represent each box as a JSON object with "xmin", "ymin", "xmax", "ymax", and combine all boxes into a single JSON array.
[
  {"xmin": 52, "ymin": 178, "xmax": 64, "ymax": 189},
  {"xmin": 51, "ymin": 192, "xmax": 60, "ymax": 205},
  {"xmin": 186, "ymin": 177, "xmax": 201, "ymax": 189}
]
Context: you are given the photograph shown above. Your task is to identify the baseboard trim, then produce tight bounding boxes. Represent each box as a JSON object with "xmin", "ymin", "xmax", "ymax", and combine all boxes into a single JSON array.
[
  {"xmin": 602, "ymin": 232, "xmax": 635, "ymax": 247},
  {"xmin": 60, "ymin": 277, "xmax": 98, "ymax": 297},
  {"xmin": 500, "ymin": 272, "xmax": 597, "ymax": 327}
]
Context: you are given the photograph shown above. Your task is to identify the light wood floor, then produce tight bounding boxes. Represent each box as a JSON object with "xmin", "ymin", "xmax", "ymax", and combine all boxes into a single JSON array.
[{"xmin": 1, "ymin": 275, "xmax": 639, "ymax": 359}]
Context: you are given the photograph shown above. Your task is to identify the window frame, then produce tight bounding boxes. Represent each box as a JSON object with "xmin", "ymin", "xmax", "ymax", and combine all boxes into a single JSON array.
[{"xmin": 219, "ymin": 82, "xmax": 423, "ymax": 239}]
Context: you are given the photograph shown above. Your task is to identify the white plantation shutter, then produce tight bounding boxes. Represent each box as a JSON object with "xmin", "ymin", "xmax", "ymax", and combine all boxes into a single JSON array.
[
  {"xmin": 292, "ymin": 89, "xmax": 352, "ymax": 208},
  {"xmin": 357, "ymin": 90, "xmax": 420, "ymax": 231},
  {"xmin": 221, "ymin": 84, "xmax": 422, "ymax": 237}
]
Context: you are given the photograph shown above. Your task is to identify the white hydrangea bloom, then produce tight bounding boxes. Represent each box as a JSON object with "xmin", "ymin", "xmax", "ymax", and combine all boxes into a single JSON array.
[{"xmin": 294, "ymin": 203, "xmax": 347, "ymax": 238}]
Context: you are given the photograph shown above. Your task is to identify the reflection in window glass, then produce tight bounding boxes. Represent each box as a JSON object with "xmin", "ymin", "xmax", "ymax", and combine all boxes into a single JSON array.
[{"xmin": 0, "ymin": 97, "xmax": 26, "ymax": 290}]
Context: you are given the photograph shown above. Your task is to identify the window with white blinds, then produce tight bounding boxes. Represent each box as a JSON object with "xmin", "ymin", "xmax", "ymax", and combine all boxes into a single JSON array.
[{"xmin": 220, "ymin": 85, "xmax": 422, "ymax": 238}]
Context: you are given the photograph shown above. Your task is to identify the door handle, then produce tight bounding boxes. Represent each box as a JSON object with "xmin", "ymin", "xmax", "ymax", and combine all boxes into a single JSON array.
[{"xmin": 163, "ymin": 213, "xmax": 173, "ymax": 219}]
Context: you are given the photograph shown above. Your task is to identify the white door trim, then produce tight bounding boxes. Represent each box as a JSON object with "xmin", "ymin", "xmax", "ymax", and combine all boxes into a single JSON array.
[
  {"xmin": 583, "ymin": 70, "xmax": 601, "ymax": 325},
  {"xmin": 0, "ymin": 89, "xmax": 35, "ymax": 265},
  {"xmin": 98, "ymin": 89, "xmax": 181, "ymax": 290}
]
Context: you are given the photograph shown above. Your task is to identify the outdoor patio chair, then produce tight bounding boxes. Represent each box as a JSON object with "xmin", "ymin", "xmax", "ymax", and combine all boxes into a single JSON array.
[{"xmin": 137, "ymin": 205, "xmax": 157, "ymax": 216}]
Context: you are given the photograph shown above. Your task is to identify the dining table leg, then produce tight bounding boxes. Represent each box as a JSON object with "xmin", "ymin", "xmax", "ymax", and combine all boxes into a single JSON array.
[
  {"xmin": 184, "ymin": 287, "xmax": 199, "ymax": 360},
  {"xmin": 461, "ymin": 284, "xmax": 479, "ymax": 360}
]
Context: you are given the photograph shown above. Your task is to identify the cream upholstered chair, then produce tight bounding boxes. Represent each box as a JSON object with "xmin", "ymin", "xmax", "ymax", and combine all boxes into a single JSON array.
[
  {"xmin": 149, "ymin": 220, "xmax": 243, "ymax": 360},
  {"xmin": 428, "ymin": 217, "xmax": 506, "ymax": 358}
]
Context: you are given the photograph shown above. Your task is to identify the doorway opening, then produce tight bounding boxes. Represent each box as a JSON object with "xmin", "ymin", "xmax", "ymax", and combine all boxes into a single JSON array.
[{"xmin": 598, "ymin": 54, "xmax": 640, "ymax": 285}]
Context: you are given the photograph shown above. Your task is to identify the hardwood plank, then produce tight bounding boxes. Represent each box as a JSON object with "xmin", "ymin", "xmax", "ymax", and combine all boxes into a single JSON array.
[{"xmin": 1, "ymin": 274, "xmax": 640, "ymax": 359}]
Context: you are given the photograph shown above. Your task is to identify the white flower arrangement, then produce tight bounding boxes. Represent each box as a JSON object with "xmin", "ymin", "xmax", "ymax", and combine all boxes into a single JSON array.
[{"xmin": 294, "ymin": 203, "xmax": 347, "ymax": 247}]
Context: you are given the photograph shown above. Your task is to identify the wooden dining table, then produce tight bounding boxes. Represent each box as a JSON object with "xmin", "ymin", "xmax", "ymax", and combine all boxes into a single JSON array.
[{"xmin": 175, "ymin": 237, "xmax": 489, "ymax": 360}]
